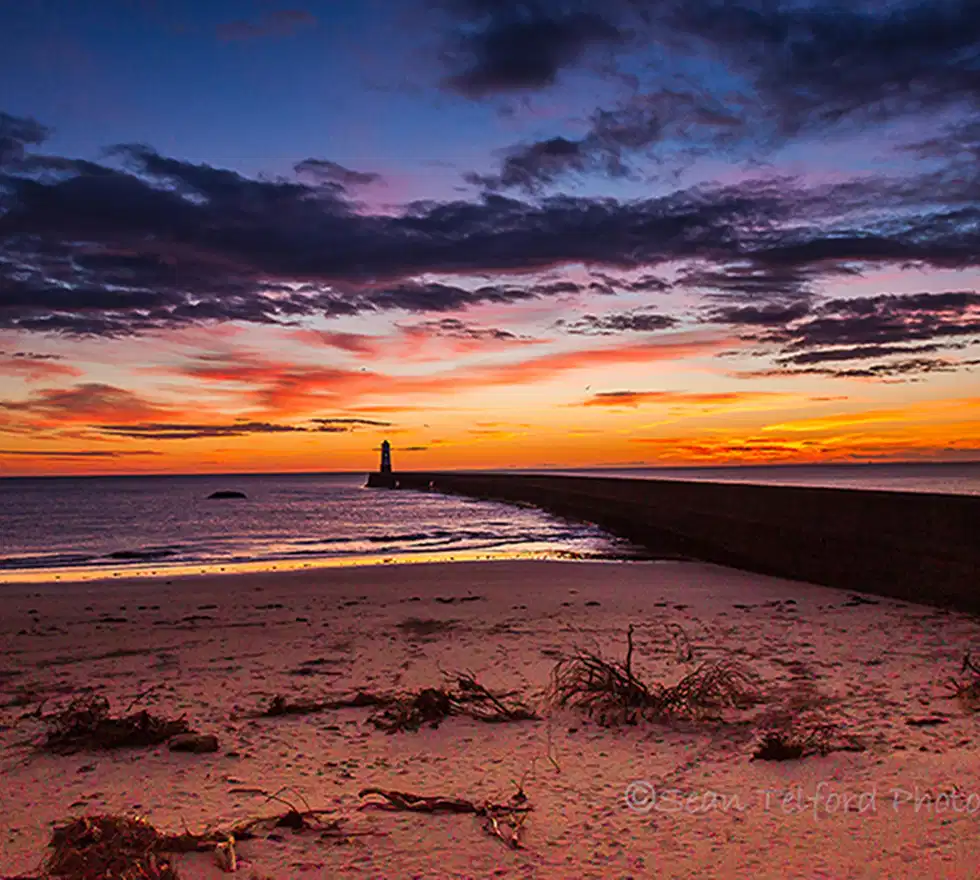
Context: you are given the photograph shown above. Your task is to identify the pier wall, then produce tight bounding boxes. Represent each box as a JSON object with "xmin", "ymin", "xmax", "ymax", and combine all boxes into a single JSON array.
[{"xmin": 366, "ymin": 471, "xmax": 980, "ymax": 610}]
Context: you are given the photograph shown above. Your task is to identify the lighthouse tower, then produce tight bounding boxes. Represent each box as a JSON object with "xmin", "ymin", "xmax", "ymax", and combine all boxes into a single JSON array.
[{"xmin": 380, "ymin": 440, "xmax": 392, "ymax": 473}]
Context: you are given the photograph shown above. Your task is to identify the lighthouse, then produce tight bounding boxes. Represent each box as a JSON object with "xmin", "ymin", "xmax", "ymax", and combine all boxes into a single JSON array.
[{"xmin": 380, "ymin": 439, "xmax": 392, "ymax": 473}]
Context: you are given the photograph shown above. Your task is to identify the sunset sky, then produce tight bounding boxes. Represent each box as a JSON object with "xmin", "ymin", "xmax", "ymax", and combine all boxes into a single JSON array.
[{"xmin": 1, "ymin": 0, "xmax": 979, "ymax": 475}]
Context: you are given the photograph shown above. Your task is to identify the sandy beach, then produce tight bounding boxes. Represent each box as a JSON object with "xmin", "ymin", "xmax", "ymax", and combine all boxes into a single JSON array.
[{"xmin": 3, "ymin": 559, "xmax": 980, "ymax": 879}]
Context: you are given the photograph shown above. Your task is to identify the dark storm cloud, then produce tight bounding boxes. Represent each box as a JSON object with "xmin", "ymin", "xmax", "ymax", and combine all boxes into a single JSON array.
[
  {"xmin": 0, "ymin": 112, "xmax": 50, "ymax": 164},
  {"xmin": 773, "ymin": 292, "xmax": 980, "ymax": 351},
  {"xmin": 2, "ymin": 136, "xmax": 798, "ymax": 336},
  {"xmin": 465, "ymin": 137, "xmax": 596, "ymax": 192},
  {"xmin": 556, "ymin": 310, "xmax": 677, "ymax": 335},
  {"xmin": 587, "ymin": 272, "xmax": 671, "ymax": 295},
  {"xmin": 714, "ymin": 290, "xmax": 980, "ymax": 378},
  {"xmin": 754, "ymin": 356, "xmax": 980, "ymax": 381},
  {"xmin": 470, "ymin": 90, "xmax": 744, "ymax": 192},
  {"xmin": 364, "ymin": 282, "xmax": 539, "ymax": 313},
  {"xmin": 706, "ymin": 302, "xmax": 812, "ymax": 327},
  {"xmin": 681, "ymin": 262, "xmax": 850, "ymax": 301},
  {"xmin": 777, "ymin": 342, "xmax": 962, "ymax": 366},
  {"xmin": 402, "ymin": 317, "xmax": 527, "ymax": 341},
  {"xmin": 441, "ymin": 2, "xmax": 624, "ymax": 97},
  {"xmin": 3, "ymin": 110, "xmax": 980, "ymax": 375},
  {"xmin": 672, "ymin": 0, "xmax": 980, "ymax": 134},
  {"xmin": 451, "ymin": 0, "xmax": 980, "ymax": 188}
]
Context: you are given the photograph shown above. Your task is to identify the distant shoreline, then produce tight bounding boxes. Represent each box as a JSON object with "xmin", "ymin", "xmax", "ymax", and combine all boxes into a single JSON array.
[{"xmin": 0, "ymin": 547, "xmax": 651, "ymax": 587}]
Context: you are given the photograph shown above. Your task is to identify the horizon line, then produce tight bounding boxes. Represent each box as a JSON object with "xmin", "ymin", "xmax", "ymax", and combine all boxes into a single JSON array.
[{"xmin": 2, "ymin": 459, "xmax": 979, "ymax": 481}]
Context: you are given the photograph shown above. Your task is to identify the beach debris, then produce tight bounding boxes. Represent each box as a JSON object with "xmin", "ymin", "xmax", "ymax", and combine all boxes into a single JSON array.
[
  {"xmin": 213, "ymin": 836, "xmax": 236, "ymax": 873},
  {"xmin": 207, "ymin": 491, "xmax": 247, "ymax": 500},
  {"xmin": 751, "ymin": 721, "xmax": 865, "ymax": 761},
  {"xmin": 259, "ymin": 674, "xmax": 537, "ymax": 732},
  {"xmin": 359, "ymin": 785, "xmax": 531, "ymax": 849},
  {"xmin": 168, "ymin": 733, "xmax": 219, "ymax": 753},
  {"xmin": 367, "ymin": 674, "xmax": 538, "ymax": 733},
  {"xmin": 41, "ymin": 793, "xmax": 360, "ymax": 878},
  {"xmin": 368, "ymin": 688, "xmax": 453, "ymax": 732},
  {"xmin": 947, "ymin": 653, "xmax": 980, "ymax": 711},
  {"xmin": 42, "ymin": 696, "xmax": 194, "ymax": 755},
  {"xmin": 45, "ymin": 815, "xmax": 180, "ymax": 880},
  {"xmin": 551, "ymin": 625, "xmax": 760, "ymax": 725}
]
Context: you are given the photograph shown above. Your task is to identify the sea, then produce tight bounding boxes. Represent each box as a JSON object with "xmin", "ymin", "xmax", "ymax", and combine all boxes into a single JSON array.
[{"xmin": 1, "ymin": 462, "xmax": 978, "ymax": 580}]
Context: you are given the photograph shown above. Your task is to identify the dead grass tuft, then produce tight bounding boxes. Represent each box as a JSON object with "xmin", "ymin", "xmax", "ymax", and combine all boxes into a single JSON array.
[
  {"xmin": 368, "ymin": 675, "xmax": 538, "ymax": 733},
  {"xmin": 551, "ymin": 625, "xmax": 760, "ymax": 725},
  {"xmin": 948, "ymin": 653, "xmax": 980, "ymax": 711},
  {"xmin": 751, "ymin": 721, "xmax": 864, "ymax": 761}
]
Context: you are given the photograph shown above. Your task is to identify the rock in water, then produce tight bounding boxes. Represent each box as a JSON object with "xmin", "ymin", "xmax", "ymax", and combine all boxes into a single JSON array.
[
  {"xmin": 207, "ymin": 490, "xmax": 247, "ymax": 500},
  {"xmin": 169, "ymin": 733, "xmax": 220, "ymax": 753}
]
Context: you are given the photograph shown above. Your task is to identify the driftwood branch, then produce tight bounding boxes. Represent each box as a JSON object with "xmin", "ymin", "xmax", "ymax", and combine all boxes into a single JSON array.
[
  {"xmin": 259, "ymin": 674, "xmax": 538, "ymax": 733},
  {"xmin": 359, "ymin": 785, "xmax": 531, "ymax": 849}
]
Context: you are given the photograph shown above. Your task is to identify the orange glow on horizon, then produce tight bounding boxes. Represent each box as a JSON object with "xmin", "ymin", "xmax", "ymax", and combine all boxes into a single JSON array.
[{"xmin": 3, "ymin": 322, "xmax": 979, "ymax": 477}]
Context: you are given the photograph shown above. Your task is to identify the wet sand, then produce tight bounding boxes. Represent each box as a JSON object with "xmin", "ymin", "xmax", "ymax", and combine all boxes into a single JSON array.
[{"xmin": 2, "ymin": 560, "xmax": 979, "ymax": 878}]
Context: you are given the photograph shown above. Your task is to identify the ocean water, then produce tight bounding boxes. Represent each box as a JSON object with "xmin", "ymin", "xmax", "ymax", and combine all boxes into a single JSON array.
[
  {"xmin": 2, "ymin": 462, "xmax": 977, "ymax": 580},
  {"xmin": 547, "ymin": 461, "xmax": 980, "ymax": 496},
  {"xmin": 0, "ymin": 472, "xmax": 635, "ymax": 579}
]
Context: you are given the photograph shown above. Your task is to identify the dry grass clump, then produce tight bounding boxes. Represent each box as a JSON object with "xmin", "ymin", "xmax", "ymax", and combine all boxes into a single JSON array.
[
  {"xmin": 752, "ymin": 721, "xmax": 865, "ymax": 761},
  {"xmin": 43, "ymin": 696, "xmax": 190, "ymax": 755},
  {"xmin": 453, "ymin": 674, "xmax": 539, "ymax": 723},
  {"xmin": 368, "ymin": 688, "xmax": 454, "ymax": 732},
  {"xmin": 46, "ymin": 815, "xmax": 179, "ymax": 880},
  {"xmin": 750, "ymin": 683, "xmax": 863, "ymax": 761},
  {"xmin": 551, "ymin": 626, "xmax": 760, "ymax": 725},
  {"xmin": 948, "ymin": 653, "xmax": 980, "ymax": 711},
  {"xmin": 368, "ymin": 674, "xmax": 538, "ymax": 733}
]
